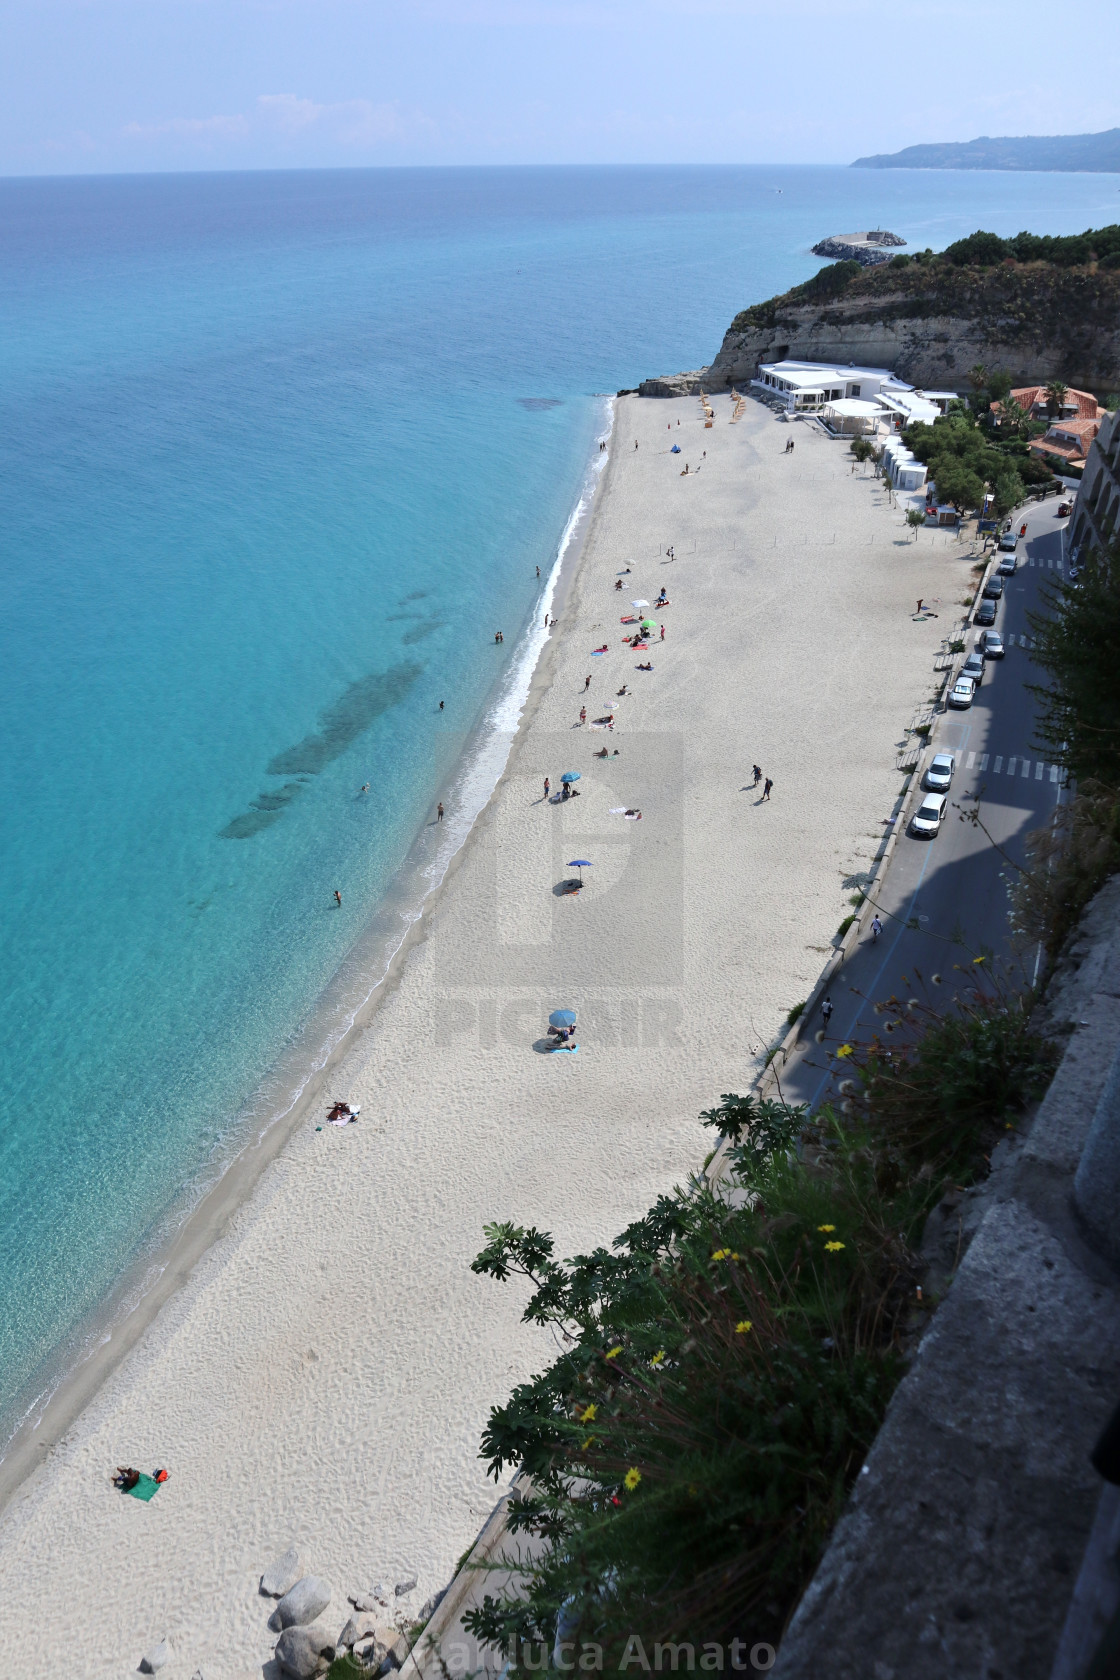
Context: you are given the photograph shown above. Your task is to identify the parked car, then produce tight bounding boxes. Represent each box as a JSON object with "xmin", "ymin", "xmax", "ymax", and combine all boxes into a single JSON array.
[
  {"xmin": 925, "ymin": 752, "xmax": 955, "ymax": 792},
  {"xmin": 948, "ymin": 676, "xmax": 976, "ymax": 709},
  {"xmin": 1057, "ymin": 502, "xmax": 1072, "ymax": 518},
  {"xmin": 980, "ymin": 630, "xmax": 1005, "ymax": 659},
  {"xmin": 911, "ymin": 792, "xmax": 947, "ymax": 837},
  {"xmin": 962, "ymin": 652, "xmax": 985, "ymax": 687},
  {"xmin": 998, "ymin": 532, "xmax": 1018, "ymax": 553},
  {"xmin": 983, "ymin": 573, "xmax": 1005, "ymax": 599},
  {"xmin": 975, "ymin": 598, "xmax": 998, "ymax": 627},
  {"xmin": 997, "ymin": 553, "xmax": 1017, "ymax": 576}
]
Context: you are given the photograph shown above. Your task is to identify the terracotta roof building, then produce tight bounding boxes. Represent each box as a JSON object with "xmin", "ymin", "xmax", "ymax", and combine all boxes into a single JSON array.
[
  {"xmin": 997, "ymin": 385, "xmax": 1104, "ymax": 421},
  {"xmin": 1029, "ymin": 416, "xmax": 1103, "ymax": 469}
]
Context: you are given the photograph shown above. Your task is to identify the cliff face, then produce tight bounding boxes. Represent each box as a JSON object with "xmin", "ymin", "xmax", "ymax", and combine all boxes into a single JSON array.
[{"xmin": 641, "ymin": 262, "xmax": 1120, "ymax": 396}]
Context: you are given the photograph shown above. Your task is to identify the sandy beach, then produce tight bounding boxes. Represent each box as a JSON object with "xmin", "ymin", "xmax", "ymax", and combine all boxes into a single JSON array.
[{"xmin": 0, "ymin": 391, "xmax": 966, "ymax": 1678}]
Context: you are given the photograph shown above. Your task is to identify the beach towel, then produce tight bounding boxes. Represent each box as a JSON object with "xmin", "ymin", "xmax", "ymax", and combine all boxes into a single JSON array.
[
  {"xmin": 551, "ymin": 1044, "xmax": 579, "ymax": 1054},
  {"xmin": 126, "ymin": 1474, "xmax": 162, "ymax": 1502}
]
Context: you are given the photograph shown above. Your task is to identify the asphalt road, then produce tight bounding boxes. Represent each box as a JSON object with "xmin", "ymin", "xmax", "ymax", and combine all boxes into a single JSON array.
[{"xmin": 782, "ymin": 497, "xmax": 1072, "ymax": 1111}]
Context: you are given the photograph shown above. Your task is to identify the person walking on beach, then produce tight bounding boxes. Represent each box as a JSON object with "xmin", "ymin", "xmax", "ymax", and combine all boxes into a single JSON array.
[
  {"xmin": 916, "ymin": 599, "xmax": 924, "ymax": 615},
  {"xmin": 752, "ymin": 764, "xmax": 762, "ymax": 786},
  {"xmin": 634, "ymin": 440, "xmax": 638, "ymax": 450},
  {"xmin": 437, "ymin": 802, "xmax": 444, "ymax": 822},
  {"xmin": 660, "ymin": 625, "xmax": 665, "ymax": 640},
  {"xmin": 334, "ymin": 890, "xmax": 342, "ymax": 907},
  {"xmin": 585, "ymin": 675, "xmax": 592, "ymax": 691},
  {"xmin": 871, "ymin": 915, "xmax": 883, "ymax": 941},
  {"xmin": 821, "ymin": 995, "xmax": 833, "ymax": 1028},
  {"xmin": 544, "ymin": 777, "xmax": 550, "ymax": 800},
  {"xmin": 579, "ymin": 706, "xmax": 587, "ymax": 725},
  {"xmin": 762, "ymin": 777, "xmax": 773, "ymax": 801}
]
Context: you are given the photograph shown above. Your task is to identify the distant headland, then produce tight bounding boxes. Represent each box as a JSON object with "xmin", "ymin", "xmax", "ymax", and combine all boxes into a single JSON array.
[
  {"xmin": 852, "ymin": 128, "xmax": 1120, "ymax": 173},
  {"xmin": 811, "ymin": 231, "xmax": 906, "ymax": 267}
]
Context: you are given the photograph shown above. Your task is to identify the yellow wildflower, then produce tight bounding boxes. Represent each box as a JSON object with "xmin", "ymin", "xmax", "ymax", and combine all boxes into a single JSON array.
[
  {"xmin": 580, "ymin": 1403, "xmax": 597, "ymax": 1423},
  {"xmin": 735, "ymin": 1321, "xmax": 753, "ymax": 1334},
  {"xmin": 836, "ymin": 1044, "xmax": 853, "ymax": 1059},
  {"xmin": 711, "ymin": 1248, "xmax": 730, "ymax": 1261},
  {"xmin": 824, "ymin": 1240, "xmax": 846, "ymax": 1253},
  {"xmin": 650, "ymin": 1351, "xmax": 665, "ymax": 1368},
  {"xmin": 973, "ymin": 954, "xmax": 986, "ymax": 964},
  {"xmin": 624, "ymin": 1468, "xmax": 641, "ymax": 1491},
  {"xmin": 605, "ymin": 1345, "xmax": 622, "ymax": 1360},
  {"xmin": 817, "ymin": 1224, "xmax": 836, "ymax": 1233},
  {"xmin": 581, "ymin": 1436, "xmax": 595, "ymax": 1451}
]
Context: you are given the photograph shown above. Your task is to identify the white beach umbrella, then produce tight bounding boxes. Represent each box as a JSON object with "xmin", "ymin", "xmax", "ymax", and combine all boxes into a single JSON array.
[{"xmin": 631, "ymin": 599, "xmax": 649, "ymax": 608}]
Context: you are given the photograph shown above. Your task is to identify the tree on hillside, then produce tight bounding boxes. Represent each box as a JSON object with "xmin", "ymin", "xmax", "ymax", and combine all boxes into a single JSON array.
[
  {"xmin": 849, "ymin": 436, "xmax": 874, "ymax": 468},
  {"xmin": 998, "ymin": 399, "xmax": 1031, "ymax": 440},
  {"xmin": 968, "ymin": 364, "xmax": 989, "ymax": 395},
  {"xmin": 988, "ymin": 369, "xmax": 1013, "ymax": 405},
  {"xmin": 906, "ymin": 508, "xmax": 926, "ymax": 540},
  {"xmin": 1029, "ymin": 541, "xmax": 1120, "ymax": 783},
  {"xmin": 929, "ymin": 459, "xmax": 984, "ymax": 514},
  {"xmin": 992, "ymin": 469, "xmax": 1026, "ymax": 519},
  {"xmin": 1045, "ymin": 381, "xmax": 1069, "ymax": 419}
]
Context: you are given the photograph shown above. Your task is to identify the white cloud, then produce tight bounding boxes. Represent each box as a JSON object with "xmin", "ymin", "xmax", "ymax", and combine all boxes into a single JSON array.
[{"xmin": 122, "ymin": 112, "xmax": 251, "ymax": 142}]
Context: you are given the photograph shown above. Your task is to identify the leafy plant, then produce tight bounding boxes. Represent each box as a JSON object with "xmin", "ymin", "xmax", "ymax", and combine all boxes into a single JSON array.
[{"xmin": 1028, "ymin": 538, "xmax": 1120, "ymax": 783}]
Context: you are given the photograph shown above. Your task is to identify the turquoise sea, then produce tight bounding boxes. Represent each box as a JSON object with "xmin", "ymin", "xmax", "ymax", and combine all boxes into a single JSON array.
[{"xmin": 2, "ymin": 163, "xmax": 1118, "ymax": 1446}]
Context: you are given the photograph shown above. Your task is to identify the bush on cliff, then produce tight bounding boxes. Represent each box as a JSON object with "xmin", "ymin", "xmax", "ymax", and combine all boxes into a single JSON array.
[
  {"xmin": 462, "ymin": 990, "xmax": 1055, "ymax": 1666},
  {"xmin": 1029, "ymin": 536, "xmax": 1120, "ymax": 785}
]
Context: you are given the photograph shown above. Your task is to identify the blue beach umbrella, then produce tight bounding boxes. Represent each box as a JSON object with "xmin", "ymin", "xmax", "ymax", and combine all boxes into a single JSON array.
[
  {"xmin": 549, "ymin": 1008, "xmax": 577, "ymax": 1029},
  {"xmin": 567, "ymin": 859, "xmax": 592, "ymax": 883},
  {"xmin": 671, "ymin": 444, "xmax": 681, "ymax": 453},
  {"xmin": 560, "ymin": 771, "xmax": 580, "ymax": 783}
]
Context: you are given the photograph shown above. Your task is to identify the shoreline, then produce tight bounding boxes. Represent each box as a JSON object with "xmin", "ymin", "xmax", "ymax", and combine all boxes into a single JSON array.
[
  {"xmin": 0, "ymin": 397, "xmax": 616, "ymax": 1516},
  {"xmin": 0, "ymin": 392, "xmax": 965, "ymax": 1678}
]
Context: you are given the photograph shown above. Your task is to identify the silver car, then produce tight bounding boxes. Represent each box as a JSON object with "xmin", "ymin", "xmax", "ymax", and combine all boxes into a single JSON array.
[
  {"xmin": 911, "ymin": 792, "xmax": 947, "ymax": 837},
  {"xmin": 962, "ymin": 652, "xmax": 985, "ymax": 687},
  {"xmin": 925, "ymin": 752, "xmax": 955, "ymax": 791},
  {"xmin": 980, "ymin": 630, "xmax": 1005, "ymax": 659},
  {"xmin": 948, "ymin": 676, "xmax": 976, "ymax": 709}
]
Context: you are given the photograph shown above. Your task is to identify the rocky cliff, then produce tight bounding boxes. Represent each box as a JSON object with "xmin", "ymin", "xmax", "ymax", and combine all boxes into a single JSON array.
[{"xmin": 640, "ymin": 258, "xmax": 1120, "ymax": 397}]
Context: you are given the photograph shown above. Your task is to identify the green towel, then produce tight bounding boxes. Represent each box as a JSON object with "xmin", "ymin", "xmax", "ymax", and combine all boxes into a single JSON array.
[{"xmin": 126, "ymin": 1473, "xmax": 161, "ymax": 1502}]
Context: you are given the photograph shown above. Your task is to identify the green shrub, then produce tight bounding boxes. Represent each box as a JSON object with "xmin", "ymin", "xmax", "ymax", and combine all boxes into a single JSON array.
[
  {"xmin": 836, "ymin": 914, "xmax": 857, "ymax": 937},
  {"xmin": 786, "ymin": 999, "xmax": 807, "ymax": 1027}
]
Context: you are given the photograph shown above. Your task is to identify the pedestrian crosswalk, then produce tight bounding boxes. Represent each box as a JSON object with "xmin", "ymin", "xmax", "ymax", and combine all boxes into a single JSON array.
[
  {"xmin": 963, "ymin": 750, "xmax": 1063, "ymax": 783},
  {"xmin": 1027, "ymin": 556, "xmax": 1064, "ymax": 569}
]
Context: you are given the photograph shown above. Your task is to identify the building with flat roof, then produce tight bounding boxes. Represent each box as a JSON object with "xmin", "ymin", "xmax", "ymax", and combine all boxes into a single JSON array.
[{"xmin": 753, "ymin": 360, "xmax": 957, "ymax": 430}]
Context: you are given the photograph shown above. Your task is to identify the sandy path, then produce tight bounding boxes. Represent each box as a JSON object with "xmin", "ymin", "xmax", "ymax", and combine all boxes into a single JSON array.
[{"xmin": 0, "ymin": 394, "xmax": 962, "ymax": 1678}]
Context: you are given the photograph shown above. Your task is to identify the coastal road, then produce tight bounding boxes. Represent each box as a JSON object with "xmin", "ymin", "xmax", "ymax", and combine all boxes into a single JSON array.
[{"xmin": 782, "ymin": 499, "xmax": 1071, "ymax": 1111}]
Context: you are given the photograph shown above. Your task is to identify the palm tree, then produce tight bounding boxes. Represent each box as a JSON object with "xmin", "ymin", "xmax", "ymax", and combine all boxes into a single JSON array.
[
  {"xmin": 1044, "ymin": 380, "xmax": 1069, "ymax": 419},
  {"xmin": 968, "ymin": 363, "xmax": 989, "ymax": 393},
  {"xmin": 1000, "ymin": 398, "xmax": 1030, "ymax": 440}
]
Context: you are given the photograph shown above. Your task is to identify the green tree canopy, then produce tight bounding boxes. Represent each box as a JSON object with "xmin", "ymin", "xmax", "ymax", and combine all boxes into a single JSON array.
[{"xmin": 1030, "ymin": 541, "xmax": 1120, "ymax": 783}]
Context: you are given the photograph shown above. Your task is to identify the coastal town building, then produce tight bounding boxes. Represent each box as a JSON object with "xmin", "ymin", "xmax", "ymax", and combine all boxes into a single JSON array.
[
  {"xmin": 880, "ymin": 436, "xmax": 928, "ymax": 491},
  {"xmin": 753, "ymin": 360, "xmax": 956, "ymax": 434},
  {"xmin": 1069, "ymin": 408, "xmax": 1120, "ymax": 559},
  {"xmin": 1029, "ymin": 415, "xmax": 1103, "ymax": 471},
  {"xmin": 999, "ymin": 384, "xmax": 1104, "ymax": 423}
]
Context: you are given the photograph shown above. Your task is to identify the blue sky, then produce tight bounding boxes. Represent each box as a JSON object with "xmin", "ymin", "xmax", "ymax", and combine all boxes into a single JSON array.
[{"xmin": 2, "ymin": 0, "xmax": 1118, "ymax": 177}]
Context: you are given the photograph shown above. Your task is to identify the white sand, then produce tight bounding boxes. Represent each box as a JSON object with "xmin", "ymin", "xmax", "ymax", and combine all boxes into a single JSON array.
[{"xmin": 0, "ymin": 395, "xmax": 965, "ymax": 1677}]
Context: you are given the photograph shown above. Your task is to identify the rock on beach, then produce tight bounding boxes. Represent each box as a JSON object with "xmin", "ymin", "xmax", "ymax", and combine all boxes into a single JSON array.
[
  {"xmin": 275, "ymin": 1624, "xmax": 336, "ymax": 1678},
  {"xmin": 272, "ymin": 1574, "xmax": 332, "ymax": 1630},
  {"xmin": 261, "ymin": 1545, "xmax": 302, "ymax": 1597}
]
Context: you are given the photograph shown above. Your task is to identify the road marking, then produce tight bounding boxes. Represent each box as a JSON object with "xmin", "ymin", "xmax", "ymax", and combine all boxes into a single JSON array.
[
  {"xmin": 1021, "ymin": 759, "xmax": 1030, "ymax": 777},
  {"xmin": 979, "ymin": 753, "xmax": 989, "ymax": 770},
  {"xmin": 1051, "ymin": 764, "xmax": 1060, "ymax": 783},
  {"xmin": 966, "ymin": 751, "xmax": 976, "ymax": 768},
  {"xmin": 1035, "ymin": 761, "xmax": 1044, "ymax": 780},
  {"xmin": 1029, "ymin": 557, "xmax": 1035, "ymax": 567},
  {"xmin": 1008, "ymin": 757, "xmax": 1017, "ymax": 775},
  {"xmin": 994, "ymin": 755, "xmax": 1003, "ymax": 773}
]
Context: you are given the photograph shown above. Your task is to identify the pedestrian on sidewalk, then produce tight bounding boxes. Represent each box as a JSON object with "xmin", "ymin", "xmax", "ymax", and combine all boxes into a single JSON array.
[
  {"xmin": 762, "ymin": 778, "xmax": 773, "ymax": 801},
  {"xmin": 821, "ymin": 995, "xmax": 833, "ymax": 1027},
  {"xmin": 871, "ymin": 915, "xmax": 882, "ymax": 941}
]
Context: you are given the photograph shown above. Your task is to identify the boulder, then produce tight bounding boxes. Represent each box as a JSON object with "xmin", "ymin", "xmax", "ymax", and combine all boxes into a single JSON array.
[
  {"xmin": 337, "ymin": 1612, "xmax": 379, "ymax": 1649},
  {"xmin": 350, "ymin": 1583, "xmax": 389, "ymax": 1612},
  {"xmin": 416, "ymin": 1589, "xmax": 445, "ymax": 1624},
  {"xmin": 261, "ymin": 1545, "xmax": 302, "ymax": 1597},
  {"xmin": 275, "ymin": 1625, "xmax": 335, "ymax": 1679},
  {"xmin": 394, "ymin": 1576, "xmax": 417, "ymax": 1598},
  {"xmin": 374, "ymin": 1627, "xmax": 410, "ymax": 1669},
  {"xmin": 272, "ymin": 1575, "xmax": 332, "ymax": 1630}
]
